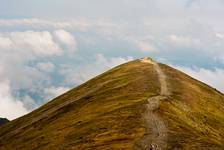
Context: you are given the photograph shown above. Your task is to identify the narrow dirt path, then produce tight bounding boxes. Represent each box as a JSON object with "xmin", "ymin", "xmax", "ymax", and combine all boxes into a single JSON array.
[{"xmin": 136, "ymin": 57, "xmax": 170, "ymax": 150}]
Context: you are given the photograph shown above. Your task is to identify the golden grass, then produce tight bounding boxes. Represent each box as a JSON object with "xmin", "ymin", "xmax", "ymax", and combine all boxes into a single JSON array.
[{"xmin": 0, "ymin": 60, "xmax": 223, "ymax": 150}]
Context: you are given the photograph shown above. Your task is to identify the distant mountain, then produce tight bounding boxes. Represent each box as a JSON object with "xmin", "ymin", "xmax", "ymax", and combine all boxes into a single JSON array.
[
  {"xmin": 0, "ymin": 58, "xmax": 224, "ymax": 150},
  {"xmin": 0, "ymin": 118, "xmax": 9, "ymax": 126}
]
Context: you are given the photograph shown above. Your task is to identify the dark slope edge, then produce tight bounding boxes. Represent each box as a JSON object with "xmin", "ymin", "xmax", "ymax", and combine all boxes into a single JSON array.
[
  {"xmin": 0, "ymin": 118, "xmax": 9, "ymax": 126},
  {"xmin": 0, "ymin": 59, "xmax": 223, "ymax": 150}
]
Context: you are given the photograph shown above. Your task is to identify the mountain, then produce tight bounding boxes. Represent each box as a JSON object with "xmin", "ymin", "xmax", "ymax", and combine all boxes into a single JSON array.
[
  {"xmin": 0, "ymin": 58, "xmax": 224, "ymax": 150},
  {"xmin": 0, "ymin": 118, "xmax": 9, "ymax": 126}
]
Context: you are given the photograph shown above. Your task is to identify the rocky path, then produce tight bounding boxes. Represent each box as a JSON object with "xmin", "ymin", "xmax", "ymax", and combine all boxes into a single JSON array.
[{"xmin": 136, "ymin": 58, "xmax": 170, "ymax": 150}]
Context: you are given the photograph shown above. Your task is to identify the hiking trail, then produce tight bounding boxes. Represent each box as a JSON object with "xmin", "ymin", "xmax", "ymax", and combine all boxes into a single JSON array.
[{"xmin": 136, "ymin": 57, "xmax": 170, "ymax": 150}]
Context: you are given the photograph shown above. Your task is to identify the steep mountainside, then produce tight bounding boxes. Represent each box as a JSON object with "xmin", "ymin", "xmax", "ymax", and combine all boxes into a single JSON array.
[
  {"xmin": 0, "ymin": 118, "xmax": 9, "ymax": 126},
  {"xmin": 0, "ymin": 58, "xmax": 223, "ymax": 150}
]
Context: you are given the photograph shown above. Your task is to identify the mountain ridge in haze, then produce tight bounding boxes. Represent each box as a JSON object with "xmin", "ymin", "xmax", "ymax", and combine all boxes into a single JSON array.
[{"xmin": 0, "ymin": 58, "xmax": 223, "ymax": 150}]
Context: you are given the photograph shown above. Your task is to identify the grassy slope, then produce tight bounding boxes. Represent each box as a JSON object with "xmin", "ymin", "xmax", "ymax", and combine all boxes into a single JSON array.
[
  {"xmin": 159, "ymin": 64, "xmax": 224, "ymax": 149},
  {"xmin": 0, "ymin": 60, "xmax": 223, "ymax": 150},
  {"xmin": 0, "ymin": 60, "xmax": 159, "ymax": 150}
]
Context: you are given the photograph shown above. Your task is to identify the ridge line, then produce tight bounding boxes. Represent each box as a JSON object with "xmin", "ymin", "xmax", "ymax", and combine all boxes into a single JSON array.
[{"xmin": 135, "ymin": 57, "xmax": 169, "ymax": 150}]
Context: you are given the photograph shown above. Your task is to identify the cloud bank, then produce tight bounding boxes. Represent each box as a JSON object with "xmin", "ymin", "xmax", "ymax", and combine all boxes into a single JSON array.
[
  {"xmin": 176, "ymin": 66, "xmax": 224, "ymax": 92},
  {"xmin": 0, "ymin": 29, "xmax": 77, "ymax": 119},
  {"xmin": 0, "ymin": 81, "xmax": 28, "ymax": 120}
]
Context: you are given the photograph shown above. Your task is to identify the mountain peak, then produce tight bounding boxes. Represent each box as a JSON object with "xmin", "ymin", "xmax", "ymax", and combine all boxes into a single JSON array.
[{"xmin": 0, "ymin": 59, "xmax": 224, "ymax": 149}]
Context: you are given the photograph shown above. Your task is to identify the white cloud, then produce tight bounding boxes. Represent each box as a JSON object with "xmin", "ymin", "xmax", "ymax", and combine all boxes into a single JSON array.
[
  {"xmin": 0, "ymin": 81, "xmax": 28, "ymax": 120},
  {"xmin": 175, "ymin": 66, "xmax": 224, "ymax": 93},
  {"xmin": 0, "ymin": 37, "xmax": 13, "ymax": 49},
  {"xmin": 168, "ymin": 34, "xmax": 201, "ymax": 48},
  {"xmin": 0, "ymin": 30, "xmax": 77, "ymax": 57},
  {"xmin": 0, "ymin": 18, "xmax": 72, "ymax": 29},
  {"xmin": 216, "ymin": 33, "xmax": 224, "ymax": 39},
  {"xmin": 53, "ymin": 30, "xmax": 76, "ymax": 46},
  {"xmin": 60, "ymin": 54, "xmax": 133, "ymax": 85},
  {"xmin": 0, "ymin": 30, "xmax": 77, "ymax": 119},
  {"xmin": 9, "ymin": 31, "xmax": 62, "ymax": 56},
  {"xmin": 95, "ymin": 54, "xmax": 133, "ymax": 68},
  {"xmin": 36, "ymin": 62, "xmax": 55, "ymax": 73},
  {"xmin": 0, "ymin": 18, "xmax": 119, "ymax": 32},
  {"xmin": 0, "ymin": 63, "xmax": 49, "ymax": 91},
  {"xmin": 53, "ymin": 29, "xmax": 77, "ymax": 53},
  {"xmin": 0, "ymin": 18, "xmax": 223, "ymax": 62},
  {"xmin": 21, "ymin": 95, "xmax": 38, "ymax": 111},
  {"xmin": 0, "ymin": 30, "xmax": 76, "ymax": 90},
  {"xmin": 137, "ymin": 41, "xmax": 158, "ymax": 52}
]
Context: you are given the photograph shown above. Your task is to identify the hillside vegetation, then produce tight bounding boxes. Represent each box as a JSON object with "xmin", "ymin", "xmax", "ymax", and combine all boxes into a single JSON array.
[{"xmin": 0, "ymin": 59, "xmax": 223, "ymax": 150}]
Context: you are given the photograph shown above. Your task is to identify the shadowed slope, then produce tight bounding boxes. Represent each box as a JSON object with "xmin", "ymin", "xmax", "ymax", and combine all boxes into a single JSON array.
[
  {"xmin": 0, "ymin": 59, "xmax": 224, "ymax": 150},
  {"xmin": 0, "ymin": 118, "xmax": 9, "ymax": 126}
]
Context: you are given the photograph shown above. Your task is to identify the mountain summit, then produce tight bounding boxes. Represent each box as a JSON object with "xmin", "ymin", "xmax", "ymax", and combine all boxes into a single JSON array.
[{"xmin": 0, "ymin": 58, "xmax": 224, "ymax": 150}]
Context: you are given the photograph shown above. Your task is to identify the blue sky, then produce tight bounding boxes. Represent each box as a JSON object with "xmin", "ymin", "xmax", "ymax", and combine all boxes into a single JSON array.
[{"xmin": 0, "ymin": 0, "xmax": 224, "ymax": 119}]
